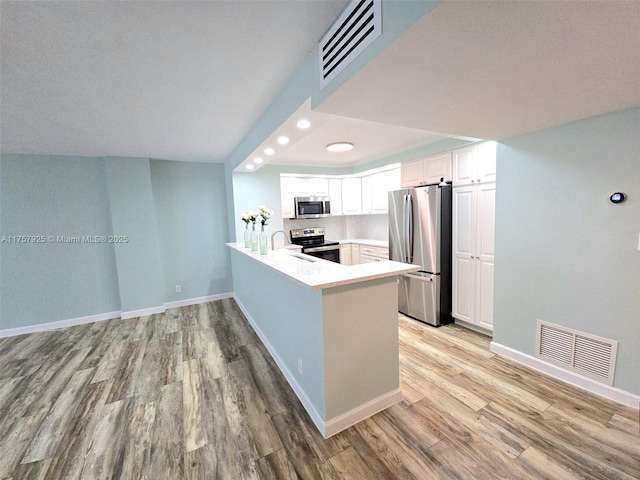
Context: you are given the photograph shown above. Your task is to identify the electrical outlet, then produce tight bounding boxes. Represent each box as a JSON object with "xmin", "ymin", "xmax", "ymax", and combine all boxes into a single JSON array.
[
  {"xmin": 175, "ymin": 285, "xmax": 181, "ymax": 293},
  {"xmin": 298, "ymin": 358, "xmax": 303, "ymax": 375}
]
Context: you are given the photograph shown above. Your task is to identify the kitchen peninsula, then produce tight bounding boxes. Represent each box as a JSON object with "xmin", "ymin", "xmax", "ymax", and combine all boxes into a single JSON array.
[{"xmin": 227, "ymin": 243, "xmax": 419, "ymax": 437}]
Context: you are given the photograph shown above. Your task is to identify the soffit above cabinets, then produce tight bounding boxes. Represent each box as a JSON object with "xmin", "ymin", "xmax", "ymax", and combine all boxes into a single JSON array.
[{"xmin": 235, "ymin": 98, "xmax": 476, "ymax": 172}]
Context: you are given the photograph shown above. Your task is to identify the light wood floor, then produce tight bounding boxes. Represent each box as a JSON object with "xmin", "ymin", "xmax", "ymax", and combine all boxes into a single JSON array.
[{"xmin": 1, "ymin": 299, "xmax": 638, "ymax": 479}]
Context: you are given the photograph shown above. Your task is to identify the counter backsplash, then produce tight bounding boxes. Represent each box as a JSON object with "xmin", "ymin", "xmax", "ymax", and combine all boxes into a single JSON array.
[{"xmin": 283, "ymin": 213, "xmax": 388, "ymax": 242}]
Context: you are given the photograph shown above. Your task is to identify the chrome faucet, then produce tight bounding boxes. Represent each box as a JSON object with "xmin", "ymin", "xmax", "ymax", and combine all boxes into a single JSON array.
[{"xmin": 271, "ymin": 230, "xmax": 290, "ymax": 250}]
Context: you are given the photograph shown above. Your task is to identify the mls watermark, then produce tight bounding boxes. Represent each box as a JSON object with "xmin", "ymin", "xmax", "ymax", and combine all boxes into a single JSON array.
[{"xmin": 1, "ymin": 235, "xmax": 129, "ymax": 244}]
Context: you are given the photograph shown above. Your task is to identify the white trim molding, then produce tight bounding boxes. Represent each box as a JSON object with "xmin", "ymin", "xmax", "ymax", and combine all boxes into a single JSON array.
[
  {"xmin": 0, "ymin": 311, "xmax": 122, "ymax": 338},
  {"xmin": 324, "ymin": 389, "xmax": 402, "ymax": 438},
  {"xmin": 164, "ymin": 292, "xmax": 233, "ymax": 310},
  {"xmin": 120, "ymin": 305, "xmax": 165, "ymax": 320},
  {"xmin": 490, "ymin": 341, "xmax": 640, "ymax": 409}
]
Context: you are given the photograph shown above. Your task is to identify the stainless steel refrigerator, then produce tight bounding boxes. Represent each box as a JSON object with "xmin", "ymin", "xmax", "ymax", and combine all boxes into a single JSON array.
[{"xmin": 389, "ymin": 185, "xmax": 452, "ymax": 326}]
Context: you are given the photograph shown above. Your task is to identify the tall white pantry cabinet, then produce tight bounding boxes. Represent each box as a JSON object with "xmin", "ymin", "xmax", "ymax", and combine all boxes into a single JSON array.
[{"xmin": 451, "ymin": 142, "xmax": 497, "ymax": 331}]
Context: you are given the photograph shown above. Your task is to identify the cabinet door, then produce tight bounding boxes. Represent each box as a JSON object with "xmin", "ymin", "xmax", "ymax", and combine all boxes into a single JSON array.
[
  {"xmin": 475, "ymin": 183, "xmax": 495, "ymax": 330},
  {"xmin": 311, "ymin": 177, "xmax": 330, "ymax": 196},
  {"xmin": 351, "ymin": 244, "xmax": 360, "ymax": 265},
  {"xmin": 280, "ymin": 177, "xmax": 296, "ymax": 218},
  {"xmin": 341, "ymin": 178, "xmax": 362, "ymax": 215},
  {"xmin": 452, "ymin": 186, "xmax": 476, "ymax": 323},
  {"xmin": 371, "ymin": 169, "xmax": 399, "ymax": 214},
  {"xmin": 339, "ymin": 244, "xmax": 352, "ymax": 265},
  {"xmin": 401, "ymin": 160, "xmax": 423, "ymax": 187},
  {"xmin": 423, "ymin": 152, "xmax": 452, "ymax": 185},
  {"xmin": 294, "ymin": 178, "xmax": 313, "ymax": 197},
  {"xmin": 476, "ymin": 141, "xmax": 497, "ymax": 183},
  {"xmin": 329, "ymin": 178, "xmax": 343, "ymax": 215},
  {"xmin": 452, "ymin": 145, "xmax": 476, "ymax": 186},
  {"xmin": 361, "ymin": 176, "xmax": 372, "ymax": 214}
]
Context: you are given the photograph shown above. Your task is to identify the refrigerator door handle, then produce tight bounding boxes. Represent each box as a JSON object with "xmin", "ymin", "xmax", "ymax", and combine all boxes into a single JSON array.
[
  {"xmin": 407, "ymin": 194, "xmax": 414, "ymax": 263},
  {"xmin": 403, "ymin": 195, "xmax": 410, "ymax": 263}
]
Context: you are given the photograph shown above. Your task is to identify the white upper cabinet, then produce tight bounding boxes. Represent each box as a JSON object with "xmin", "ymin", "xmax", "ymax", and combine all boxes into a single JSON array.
[
  {"xmin": 453, "ymin": 141, "xmax": 497, "ymax": 186},
  {"xmin": 280, "ymin": 176, "xmax": 296, "ymax": 219},
  {"xmin": 370, "ymin": 168, "xmax": 400, "ymax": 214},
  {"xmin": 401, "ymin": 152, "xmax": 452, "ymax": 187},
  {"xmin": 329, "ymin": 178, "xmax": 343, "ymax": 215},
  {"xmin": 361, "ymin": 176, "xmax": 372, "ymax": 214},
  {"xmin": 341, "ymin": 177, "xmax": 363, "ymax": 215}
]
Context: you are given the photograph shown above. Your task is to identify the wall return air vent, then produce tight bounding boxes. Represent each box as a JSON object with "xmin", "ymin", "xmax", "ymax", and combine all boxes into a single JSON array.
[
  {"xmin": 536, "ymin": 320, "xmax": 618, "ymax": 385},
  {"xmin": 319, "ymin": 0, "xmax": 382, "ymax": 89}
]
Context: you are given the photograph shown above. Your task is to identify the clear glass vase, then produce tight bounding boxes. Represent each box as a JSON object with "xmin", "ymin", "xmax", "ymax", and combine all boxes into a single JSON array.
[
  {"xmin": 243, "ymin": 224, "xmax": 251, "ymax": 248},
  {"xmin": 251, "ymin": 224, "xmax": 258, "ymax": 252},
  {"xmin": 259, "ymin": 225, "xmax": 268, "ymax": 255}
]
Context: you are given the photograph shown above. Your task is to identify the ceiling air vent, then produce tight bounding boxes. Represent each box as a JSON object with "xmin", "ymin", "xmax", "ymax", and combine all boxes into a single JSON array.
[
  {"xmin": 536, "ymin": 320, "xmax": 618, "ymax": 385},
  {"xmin": 319, "ymin": 0, "xmax": 382, "ymax": 89}
]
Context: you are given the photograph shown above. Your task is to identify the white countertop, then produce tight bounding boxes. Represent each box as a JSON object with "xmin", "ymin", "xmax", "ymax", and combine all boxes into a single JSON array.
[
  {"xmin": 336, "ymin": 239, "xmax": 389, "ymax": 248},
  {"xmin": 227, "ymin": 243, "xmax": 417, "ymax": 290}
]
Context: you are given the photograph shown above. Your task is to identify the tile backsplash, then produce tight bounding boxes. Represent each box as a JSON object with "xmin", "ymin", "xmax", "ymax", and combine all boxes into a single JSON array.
[{"xmin": 283, "ymin": 214, "xmax": 388, "ymax": 242}]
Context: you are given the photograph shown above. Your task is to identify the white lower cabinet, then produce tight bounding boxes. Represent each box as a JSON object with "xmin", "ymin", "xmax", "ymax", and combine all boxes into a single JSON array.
[
  {"xmin": 339, "ymin": 244, "xmax": 352, "ymax": 265},
  {"xmin": 358, "ymin": 245, "xmax": 389, "ymax": 264},
  {"xmin": 452, "ymin": 183, "xmax": 496, "ymax": 331}
]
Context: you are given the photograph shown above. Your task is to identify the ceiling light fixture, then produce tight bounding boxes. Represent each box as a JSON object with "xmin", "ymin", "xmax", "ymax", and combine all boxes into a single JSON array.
[
  {"xmin": 253, "ymin": 157, "xmax": 263, "ymax": 164},
  {"xmin": 296, "ymin": 119, "xmax": 311, "ymax": 129},
  {"xmin": 245, "ymin": 164, "xmax": 255, "ymax": 170},
  {"xmin": 326, "ymin": 142, "xmax": 354, "ymax": 152},
  {"xmin": 277, "ymin": 136, "xmax": 290, "ymax": 145},
  {"xmin": 264, "ymin": 147, "xmax": 275, "ymax": 155}
]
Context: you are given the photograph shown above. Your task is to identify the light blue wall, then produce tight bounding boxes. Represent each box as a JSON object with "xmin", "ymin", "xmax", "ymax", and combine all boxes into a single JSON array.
[
  {"xmin": 0, "ymin": 155, "xmax": 120, "ymax": 329},
  {"xmin": 150, "ymin": 160, "xmax": 231, "ymax": 302},
  {"xmin": 1, "ymin": 154, "xmax": 232, "ymax": 330},
  {"xmin": 494, "ymin": 108, "xmax": 640, "ymax": 394},
  {"xmin": 105, "ymin": 157, "xmax": 164, "ymax": 314},
  {"xmin": 230, "ymin": 248, "xmax": 326, "ymax": 417}
]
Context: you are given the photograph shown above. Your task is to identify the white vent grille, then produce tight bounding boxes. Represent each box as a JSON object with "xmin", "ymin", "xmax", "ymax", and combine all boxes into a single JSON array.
[
  {"xmin": 536, "ymin": 320, "xmax": 618, "ymax": 385},
  {"xmin": 319, "ymin": 0, "xmax": 382, "ymax": 89}
]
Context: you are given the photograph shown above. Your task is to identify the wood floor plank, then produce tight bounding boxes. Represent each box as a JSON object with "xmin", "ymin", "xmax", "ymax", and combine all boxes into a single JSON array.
[
  {"xmin": 0, "ymin": 413, "xmax": 47, "ymax": 478},
  {"xmin": 255, "ymin": 447, "xmax": 300, "ymax": 480},
  {"xmin": 328, "ymin": 446, "xmax": 377, "ymax": 480},
  {"xmin": 184, "ymin": 443, "xmax": 220, "ymax": 480},
  {"xmin": 142, "ymin": 382, "xmax": 184, "ymax": 479},
  {"xmin": 608, "ymin": 413, "xmax": 640, "ymax": 436},
  {"xmin": 79, "ymin": 398, "xmax": 134, "ymax": 479},
  {"xmin": 104, "ymin": 339, "xmax": 147, "ymax": 403},
  {"xmin": 21, "ymin": 367, "xmax": 95, "ymax": 463},
  {"xmin": 517, "ymin": 446, "xmax": 583, "ymax": 480},
  {"xmin": 118, "ymin": 400, "xmax": 157, "ymax": 479},
  {"xmin": 183, "ymin": 358, "xmax": 209, "ymax": 453},
  {"xmin": 43, "ymin": 379, "xmax": 113, "ymax": 480}
]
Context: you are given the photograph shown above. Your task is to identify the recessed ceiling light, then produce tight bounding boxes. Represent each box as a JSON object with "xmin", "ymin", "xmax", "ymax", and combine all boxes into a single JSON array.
[
  {"xmin": 253, "ymin": 157, "xmax": 263, "ymax": 164},
  {"xmin": 277, "ymin": 136, "xmax": 289, "ymax": 145},
  {"xmin": 245, "ymin": 164, "xmax": 255, "ymax": 170},
  {"xmin": 264, "ymin": 147, "xmax": 275, "ymax": 155},
  {"xmin": 326, "ymin": 142, "xmax": 354, "ymax": 152},
  {"xmin": 297, "ymin": 119, "xmax": 311, "ymax": 129}
]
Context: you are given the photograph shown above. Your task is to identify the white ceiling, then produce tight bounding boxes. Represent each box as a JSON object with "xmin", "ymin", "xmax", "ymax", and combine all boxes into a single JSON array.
[
  {"xmin": 0, "ymin": 0, "xmax": 349, "ymax": 162},
  {"xmin": 2, "ymin": 1, "xmax": 639, "ymax": 168}
]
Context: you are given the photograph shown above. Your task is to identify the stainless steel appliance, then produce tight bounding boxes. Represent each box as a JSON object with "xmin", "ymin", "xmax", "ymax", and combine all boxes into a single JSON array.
[
  {"xmin": 290, "ymin": 227, "xmax": 340, "ymax": 263},
  {"xmin": 389, "ymin": 185, "xmax": 452, "ymax": 326},
  {"xmin": 294, "ymin": 197, "xmax": 331, "ymax": 219}
]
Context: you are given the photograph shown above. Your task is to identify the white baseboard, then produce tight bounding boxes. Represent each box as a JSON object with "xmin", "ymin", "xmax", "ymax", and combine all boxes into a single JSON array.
[
  {"xmin": 0, "ymin": 311, "xmax": 122, "ymax": 338},
  {"xmin": 0, "ymin": 294, "xmax": 234, "ymax": 338},
  {"xmin": 233, "ymin": 294, "xmax": 402, "ymax": 438},
  {"xmin": 164, "ymin": 292, "xmax": 233, "ymax": 310},
  {"xmin": 490, "ymin": 341, "xmax": 640, "ymax": 409},
  {"xmin": 120, "ymin": 305, "xmax": 166, "ymax": 320},
  {"xmin": 325, "ymin": 389, "xmax": 403, "ymax": 438}
]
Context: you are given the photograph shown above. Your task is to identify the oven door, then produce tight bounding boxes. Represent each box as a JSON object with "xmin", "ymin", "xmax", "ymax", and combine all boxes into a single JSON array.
[{"xmin": 303, "ymin": 245, "xmax": 340, "ymax": 263}]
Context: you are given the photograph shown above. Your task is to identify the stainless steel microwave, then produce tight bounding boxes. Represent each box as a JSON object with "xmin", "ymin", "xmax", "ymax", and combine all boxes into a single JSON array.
[{"xmin": 294, "ymin": 197, "xmax": 331, "ymax": 219}]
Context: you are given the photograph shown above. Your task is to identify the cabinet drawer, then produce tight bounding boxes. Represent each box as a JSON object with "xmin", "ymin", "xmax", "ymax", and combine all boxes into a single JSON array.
[{"xmin": 360, "ymin": 245, "xmax": 388, "ymax": 259}]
